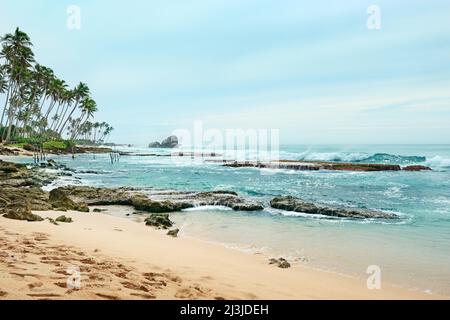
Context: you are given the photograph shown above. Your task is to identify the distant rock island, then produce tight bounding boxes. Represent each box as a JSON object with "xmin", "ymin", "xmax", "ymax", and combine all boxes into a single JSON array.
[{"xmin": 148, "ymin": 135, "xmax": 179, "ymax": 148}]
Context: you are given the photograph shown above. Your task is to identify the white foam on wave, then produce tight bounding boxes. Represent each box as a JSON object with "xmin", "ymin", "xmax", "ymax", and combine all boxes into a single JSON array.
[
  {"xmin": 182, "ymin": 205, "xmax": 233, "ymax": 212},
  {"xmin": 383, "ymin": 186, "xmax": 404, "ymax": 199},
  {"xmin": 41, "ymin": 175, "xmax": 82, "ymax": 192},
  {"xmin": 425, "ymin": 156, "xmax": 450, "ymax": 169},
  {"xmin": 296, "ymin": 151, "xmax": 369, "ymax": 162},
  {"xmin": 267, "ymin": 207, "xmax": 410, "ymax": 225}
]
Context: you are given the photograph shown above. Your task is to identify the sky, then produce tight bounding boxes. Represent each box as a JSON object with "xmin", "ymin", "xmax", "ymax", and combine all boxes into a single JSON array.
[{"xmin": 1, "ymin": 0, "xmax": 450, "ymax": 145}]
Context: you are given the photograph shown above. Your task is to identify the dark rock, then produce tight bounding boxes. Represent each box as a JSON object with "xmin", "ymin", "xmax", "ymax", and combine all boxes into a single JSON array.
[
  {"xmin": 161, "ymin": 135, "xmax": 178, "ymax": 148},
  {"xmin": 402, "ymin": 165, "xmax": 432, "ymax": 171},
  {"xmin": 131, "ymin": 195, "xmax": 188, "ymax": 213},
  {"xmin": 148, "ymin": 135, "xmax": 178, "ymax": 148},
  {"xmin": 167, "ymin": 229, "xmax": 180, "ymax": 237},
  {"xmin": 77, "ymin": 170, "xmax": 103, "ymax": 174},
  {"xmin": 219, "ymin": 160, "xmax": 402, "ymax": 172},
  {"xmin": 47, "ymin": 159, "xmax": 57, "ymax": 167},
  {"xmin": 148, "ymin": 141, "xmax": 161, "ymax": 148},
  {"xmin": 145, "ymin": 213, "xmax": 173, "ymax": 229},
  {"xmin": 193, "ymin": 192, "xmax": 263, "ymax": 211},
  {"xmin": 46, "ymin": 217, "xmax": 59, "ymax": 225},
  {"xmin": 2, "ymin": 202, "xmax": 44, "ymax": 222},
  {"xmin": 55, "ymin": 215, "xmax": 73, "ymax": 223},
  {"xmin": 270, "ymin": 196, "xmax": 398, "ymax": 219},
  {"xmin": 49, "ymin": 188, "xmax": 89, "ymax": 212},
  {"xmin": 55, "ymin": 186, "xmax": 262, "ymax": 212},
  {"xmin": 93, "ymin": 208, "xmax": 108, "ymax": 213},
  {"xmin": 269, "ymin": 258, "xmax": 291, "ymax": 269}
]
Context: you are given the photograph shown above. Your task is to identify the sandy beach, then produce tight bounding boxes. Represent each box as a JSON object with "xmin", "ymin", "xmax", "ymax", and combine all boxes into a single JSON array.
[{"xmin": 0, "ymin": 206, "xmax": 445, "ymax": 300}]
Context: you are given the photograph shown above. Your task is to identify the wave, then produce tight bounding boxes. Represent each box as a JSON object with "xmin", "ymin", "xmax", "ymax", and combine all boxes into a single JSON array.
[
  {"xmin": 182, "ymin": 205, "xmax": 233, "ymax": 212},
  {"xmin": 425, "ymin": 156, "xmax": 450, "ymax": 169},
  {"xmin": 294, "ymin": 151, "xmax": 426, "ymax": 164}
]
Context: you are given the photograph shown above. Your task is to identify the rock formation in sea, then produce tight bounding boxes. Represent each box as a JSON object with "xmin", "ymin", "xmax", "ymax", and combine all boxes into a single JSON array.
[
  {"xmin": 148, "ymin": 135, "xmax": 179, "ymax": 148},
  {"xmin": 270, "ymin": 196, "xmax": 398, "ymax": 219},
  {"xmin": 215, "ymin": 160, "xmax": 432, "ymax": 172},
  {"xmin": 402, "ymin": 165, "xmax": 432, "ymax": 171}
]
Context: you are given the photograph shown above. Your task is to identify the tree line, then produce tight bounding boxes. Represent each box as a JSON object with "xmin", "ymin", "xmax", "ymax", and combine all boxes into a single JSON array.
[{"xmin": 0, "ymin": 28, "xmax": 113, "ymax": 145}]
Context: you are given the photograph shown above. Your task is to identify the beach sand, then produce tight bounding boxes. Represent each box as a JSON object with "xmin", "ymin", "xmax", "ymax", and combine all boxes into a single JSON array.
[{"xmin": 0, "ymin": 207, "xmax": 446, "ymax": 300}]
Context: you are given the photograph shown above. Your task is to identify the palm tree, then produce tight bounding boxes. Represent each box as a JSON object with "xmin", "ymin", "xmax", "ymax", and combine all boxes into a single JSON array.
[
  {"xmin": 57, "ymin": 82, "xmax": 89, "ymax": 136},
  {"xmin": 0, "ymin": 28, "xmax": 110, "ymax": 144},
  {"xmin": 71, "ymin": 97, "xmax": 97, "ymax": 140},
  {"xmin": 0, "ymin": 28, "xmax": 35, "ymax": 142},
  {"xmin": 0, "ymin": 67, "xmax": 8, "ymax": 129}
]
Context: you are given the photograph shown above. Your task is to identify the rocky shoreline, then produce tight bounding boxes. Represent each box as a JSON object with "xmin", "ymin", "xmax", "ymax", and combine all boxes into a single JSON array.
[{"xmin": 1, "ymin": 158, "xmax": 402, "ymax": 229}]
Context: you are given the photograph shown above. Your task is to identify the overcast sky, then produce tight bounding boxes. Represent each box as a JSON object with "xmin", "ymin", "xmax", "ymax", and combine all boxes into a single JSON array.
[{"xmin": 1, "ymin": 0, "xmax": 449, "ymax": 144}]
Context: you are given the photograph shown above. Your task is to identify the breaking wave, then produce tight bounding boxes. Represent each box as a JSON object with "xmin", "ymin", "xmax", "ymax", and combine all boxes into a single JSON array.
[{"xmin": 295, "ymin": 151, "xmax": 426, "ymax": 164}]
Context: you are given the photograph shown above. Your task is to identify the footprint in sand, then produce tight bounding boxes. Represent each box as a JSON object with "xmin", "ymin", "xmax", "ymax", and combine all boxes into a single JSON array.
[
  {"xmin": 175, "ymin": 288, "xmax": 197, "ymax": 299},
  {"xmin": 121, "ymin": 281, "xmax": 150, "ymax": 293},
  {"xmin": 113, "ymin": 271, "xmax": 129, "ymax": 279},
  {"xmin": 28, "ymin": 282, "xmax": 44, "ymax": 290},
  {"xmin": 96, "ymin": 293, "xmax": 120, "ymax": 300},
  {"xmin": 130, "ymin": 293, "xmax": 156, "ymax": 299},
  {"xmin": 27, "ymin": 293, "xmax": 61, "ymax": 298}
]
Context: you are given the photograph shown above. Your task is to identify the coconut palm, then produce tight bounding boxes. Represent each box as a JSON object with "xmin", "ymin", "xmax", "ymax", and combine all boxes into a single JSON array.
[
  {"xmin": 57, "ymin": 82, "xmax": 89, "ymax": 135},
  {"xmin": 0, "ymin": 28, "xmax": 35, "ymax": 142},
  {"xmin": 0, "ymin": 28, "xmax": 109, "ymax": 144}
]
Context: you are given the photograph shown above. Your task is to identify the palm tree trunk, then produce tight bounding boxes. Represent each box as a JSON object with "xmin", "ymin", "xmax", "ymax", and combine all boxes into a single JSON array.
[
  {"xmin": 58, "ymin": 100, "xmax": 79, "ymax": 136},
  {"xmin": 3, "ymin": 83, "xmax": 17, "ymax": 142},
  {"xmin": 0, "ymin": 84, "xmax": 11, "ymax": 127},
  {"xmin": 55, "ymin": 102, "xmax": 70, "ymax": 134},
  {"xmin": 50, "ymin": 102, "xmax": 63, "ymax": 131}
]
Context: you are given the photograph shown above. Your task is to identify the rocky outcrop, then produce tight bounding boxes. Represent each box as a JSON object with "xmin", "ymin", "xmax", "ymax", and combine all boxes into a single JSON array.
[
  {"xmin": 49, "ymin": 188, "xmax": 89, "ymax": 212},
  {"xmin": 131, "ymin": 195, "xmax": 190, "ymax": 213},
  {"xmin": 2, "ymin": 202, "xmax": 44, "ymax": 222},
  {"xmin": 219, "ymin": 160, "xmax": 432, "ymax": 173},
  {"xmin": 269, "ymin": 258, "xmax": 291, "ymax": 269},
  {"xmin": 148, "ymin": 135, "xmax": 178, "ymax": 148},
  {"xmin": 402, "ymin": 165, "xmax": 432, "ymax": 171},
  {"xmin": 55, "ymin": 215, "xmax": 73, "ymax": 223},
  {"xmin": 270, "ymin": 196, "xmax": 398, "ymax": 219},
  {"xmin": 58, "ymin": 186, "xmax": 263, "ymax": 212},
  {"xmin": 145, "ymin": 213, "xmax": 173, "ymax": 229},
  {"xmin": 217, "ymin": 160, "xmax": 402, "ymax": 172},
  {"xmin": 0, "ymin": 187, "xmax": 52, "ymax": 211},
  {"xmin": 59, "ymin": 186, "xmax": 137, "ymax": 205},
  {"xmin": 0, "ymin": 159, "xmax": 62, "ymax": 188}
]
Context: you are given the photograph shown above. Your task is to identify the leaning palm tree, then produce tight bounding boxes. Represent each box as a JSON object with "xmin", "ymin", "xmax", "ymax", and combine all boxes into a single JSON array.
[
  {"xmin": 57, "ymin": 82, "xmax": 89, "ymax": 136},
  {"xmin": 71, "ymin": 97, "xmax": 97, "ymax": 140}
]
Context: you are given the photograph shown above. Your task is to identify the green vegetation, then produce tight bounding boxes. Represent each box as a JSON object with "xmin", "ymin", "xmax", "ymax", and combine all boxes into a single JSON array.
[
  {"xmin": 0, "ymin": 28, "xmax": 113, "ymax": 145},
  {"xmin": 43, "ymin": 140, "xmax": 71, "ymax": 151}
]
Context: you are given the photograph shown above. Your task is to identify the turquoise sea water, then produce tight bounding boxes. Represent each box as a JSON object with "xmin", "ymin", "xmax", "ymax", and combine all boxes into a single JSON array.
[{"xmin": 7, "ymin": 144, "xmax": 450, "ymax": 295}]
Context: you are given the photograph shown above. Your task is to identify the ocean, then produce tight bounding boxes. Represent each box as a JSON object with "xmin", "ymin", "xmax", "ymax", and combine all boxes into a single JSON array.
[{"xmin": 10, "ymin": 144, "xmax": 450, "ymax": 295}]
